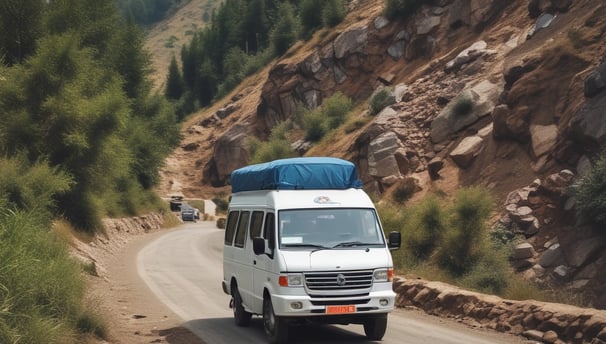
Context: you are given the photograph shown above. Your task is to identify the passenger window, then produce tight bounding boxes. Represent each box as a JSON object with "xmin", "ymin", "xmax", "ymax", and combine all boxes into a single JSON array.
[
  {"xmin": 263, "ymin": 213, "xmax": 275, "ymax": 257},
  {"xmin": 250, "ymin": 211, "xmax": 264, "ymax": 239},
  {"xmin": 224, "ymin": 211, "xmax": 239, "ymax": 245},
  {"xmin": 234, "ymin": 211, "xmax": 250, "ymax": 248}
]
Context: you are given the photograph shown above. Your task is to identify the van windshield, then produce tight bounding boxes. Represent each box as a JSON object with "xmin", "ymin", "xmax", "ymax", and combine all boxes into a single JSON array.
[{"xmin": 278, "ymin": 208, "xmax": 385, "ymax": 249}]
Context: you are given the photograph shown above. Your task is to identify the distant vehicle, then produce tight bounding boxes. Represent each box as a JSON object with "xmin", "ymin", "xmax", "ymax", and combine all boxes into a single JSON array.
[
  {"xmin": 170, "ymin": 195, "xmax": 184, "ymax": 211},
  {"xmin": 181, "ymin": 204, "xmax": 200, "ymax": 222}
]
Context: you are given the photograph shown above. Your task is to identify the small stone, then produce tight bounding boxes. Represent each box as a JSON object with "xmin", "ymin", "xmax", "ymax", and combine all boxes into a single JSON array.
[{"xmin": 543, "ymin": 330, "xmax": 559, "ymax": 343}]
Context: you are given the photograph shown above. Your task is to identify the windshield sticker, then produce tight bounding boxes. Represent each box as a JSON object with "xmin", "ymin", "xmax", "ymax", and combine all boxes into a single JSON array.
[{"xmin": 282, "ymin": 236, "xmax": 303, "ymax": 244}]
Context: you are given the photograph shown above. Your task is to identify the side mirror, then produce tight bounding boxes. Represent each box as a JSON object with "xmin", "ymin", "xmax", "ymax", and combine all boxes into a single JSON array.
[
  {"xmin": 253, "ymin": 237, "xmax": 265, "ymax": 255},
  {"xmin": 388, "ymin": 231, "xmax": 401, "ymax": 250}
]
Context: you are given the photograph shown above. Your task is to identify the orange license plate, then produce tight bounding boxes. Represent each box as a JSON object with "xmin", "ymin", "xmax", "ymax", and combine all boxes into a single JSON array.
[{"xmin": 326, "ymin": 305, "xmax": 355, "ymax": 314}]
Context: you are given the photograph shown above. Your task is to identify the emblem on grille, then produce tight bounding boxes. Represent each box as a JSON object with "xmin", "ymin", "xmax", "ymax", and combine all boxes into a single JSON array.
[{"xmin": 336, "ymin": 274, "xmax": 346, "ymax": 286}]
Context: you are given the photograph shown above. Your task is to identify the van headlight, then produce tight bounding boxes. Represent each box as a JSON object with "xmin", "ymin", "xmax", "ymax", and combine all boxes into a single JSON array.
[
  {"xmin": 279, "ymin": 273, "xmax": 304, "ymax": 287},
  {"xmin": 373, "ymin": 268, "xmax": 393, "ymax": 282}
]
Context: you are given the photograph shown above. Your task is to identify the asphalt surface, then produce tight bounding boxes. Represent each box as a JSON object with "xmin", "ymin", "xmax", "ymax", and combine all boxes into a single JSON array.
[{"xmin": 137, "ymin": 221, "xmax": 528, "ymax": 344}]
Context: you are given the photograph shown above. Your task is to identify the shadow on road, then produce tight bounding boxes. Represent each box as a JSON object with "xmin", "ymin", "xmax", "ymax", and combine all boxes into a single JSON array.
[
  {"xmin": 183, "ymin": 317, "xmax": 374, "ymax": 344},
  {"xmin": 158, "ymin": 326, "xmax": 207, "ymax": 344}
]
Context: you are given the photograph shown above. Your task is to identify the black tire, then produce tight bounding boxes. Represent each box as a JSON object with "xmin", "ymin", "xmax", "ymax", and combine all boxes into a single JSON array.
[
  {"xmin": 363, "ymin": 314, "xmax": 388, "ymax": 341},
  {"xmin": 263, "ymin": 296, "xmax": 288, "ymax": 344},
  {"xmin": 232, "ymin": 287, "xmax": 251, "ymax": 326}
]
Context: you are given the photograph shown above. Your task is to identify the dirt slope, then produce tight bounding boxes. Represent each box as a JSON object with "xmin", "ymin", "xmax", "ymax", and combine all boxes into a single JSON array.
[{"xmin": 144, "ymin": 0, "xmax": 217, "ymax": 91}]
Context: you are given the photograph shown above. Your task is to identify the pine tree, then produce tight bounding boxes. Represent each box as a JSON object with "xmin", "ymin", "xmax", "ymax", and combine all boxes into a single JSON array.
[
  {"xmin": 270, "ymin": 2, "xmax": 300, "ymax": 56},
  {"xmin": 300, "ymin": 0, "xmax": 324, "ymax": 38},
  {"xmin": 0, "ymin": 0, "xmax": 44, "ymax": 65},
  {"xmin": 165, "ymin": 55, "xmax": 184, "ymax": 100},
  {"xmin": 323, "ymin": 0, "xmax": 346, "ymax": 28}
]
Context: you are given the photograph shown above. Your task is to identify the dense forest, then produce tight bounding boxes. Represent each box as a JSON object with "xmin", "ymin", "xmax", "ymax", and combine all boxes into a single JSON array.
[
  {"xmin": 0, "ymin": 1, "xmax": 179, "ymax": 341},
  {"xmin": 0, "ymin": 0, "xmax": 180, "ymax": 231},
  {"xmin": 115, "ymin": 0, "xmax": 185, "ymax": 25},
  {"xmin": 165, "ymin": 0, "xmax": 347, "ymax": 117}
]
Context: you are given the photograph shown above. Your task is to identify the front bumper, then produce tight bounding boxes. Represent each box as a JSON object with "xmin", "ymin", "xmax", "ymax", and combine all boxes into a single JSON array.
[{"xmin": 270, "ymin": 288, "xmax": 395, "ymax": 318}]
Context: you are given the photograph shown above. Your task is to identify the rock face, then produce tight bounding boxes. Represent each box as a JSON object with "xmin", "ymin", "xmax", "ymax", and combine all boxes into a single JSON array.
[
  {"xmin": 204, "ymin": 123, "xmax": 249, "ymax": 186},
  {"xmin": 72, "ymin": 213, "xmax": 166, "ymax": 277},
  {"xmin": 173, "ymin": 0, "xmax": 606, "ymax": 311},
  {"xmin": 449, "ymin": 135, "xmax": 484, "ymax": 168},
  {"xmin": 431, "ymin": 80, "xmax": 500, "ymax": 143}
]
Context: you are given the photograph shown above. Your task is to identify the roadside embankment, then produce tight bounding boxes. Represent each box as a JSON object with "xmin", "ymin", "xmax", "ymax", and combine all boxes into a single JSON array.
[{"xmin": 394, "ymin": 277, "xmax": 606, "ymax": 344}]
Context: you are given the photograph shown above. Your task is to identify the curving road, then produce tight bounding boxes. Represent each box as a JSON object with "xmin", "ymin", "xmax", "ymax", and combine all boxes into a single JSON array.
[{"xmin": 137, "ymin": 222, "xmax": 527, "ymax": 344}]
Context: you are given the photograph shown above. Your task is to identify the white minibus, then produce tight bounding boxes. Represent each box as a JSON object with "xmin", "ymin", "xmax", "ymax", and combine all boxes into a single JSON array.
[{"xmin": 222, "ymin": 157, "xmax": 401, "ymax": 343}]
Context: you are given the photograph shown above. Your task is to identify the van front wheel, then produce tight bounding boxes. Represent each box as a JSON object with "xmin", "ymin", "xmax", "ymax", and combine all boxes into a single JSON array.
[
  {"xmin": 232, "ymin": 287, "xmax": 251, "ymax": 326},
  {"xmin": 363, "ymin": 314, "xmax": 387, "ymax": 341},
  {"xmin": 263, "ymin": 296, "xmax": 288, "ymax": 344}
]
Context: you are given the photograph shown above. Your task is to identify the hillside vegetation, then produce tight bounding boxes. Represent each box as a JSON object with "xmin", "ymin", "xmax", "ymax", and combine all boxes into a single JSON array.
[
  {"xmin": 156, "ymin": 0, "xmax": 606, "ymax": 309},
  {"xmin": 0, "ymin": 0, "xmax": 180, "ymax": 342}
]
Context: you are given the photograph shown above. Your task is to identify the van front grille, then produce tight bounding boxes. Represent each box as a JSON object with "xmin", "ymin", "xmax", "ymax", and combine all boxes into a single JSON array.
[{"xmin": 304, "ymin": 270, "xmax": 373, "ymax": 292}]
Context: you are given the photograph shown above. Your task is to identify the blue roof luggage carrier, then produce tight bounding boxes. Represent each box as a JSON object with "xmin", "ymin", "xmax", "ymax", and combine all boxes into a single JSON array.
[{"xmin": 230, "ymin": 157, "xmax": 363, "ymax": 193}]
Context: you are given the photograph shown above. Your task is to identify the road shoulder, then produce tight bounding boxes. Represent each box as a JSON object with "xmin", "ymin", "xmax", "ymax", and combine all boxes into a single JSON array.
[{"xmin": 85, "ymin": 226, "xmax": 206, "ymax": 344}]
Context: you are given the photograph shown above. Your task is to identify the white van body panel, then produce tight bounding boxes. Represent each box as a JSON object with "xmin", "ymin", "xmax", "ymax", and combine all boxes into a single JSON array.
[
  {"xmin": 223, "ymin": 188, "xmax": 396, "ymax": 317},
  {"xmin": 279, "ymin": 248, "xmax": 391, "ymax": 271}
]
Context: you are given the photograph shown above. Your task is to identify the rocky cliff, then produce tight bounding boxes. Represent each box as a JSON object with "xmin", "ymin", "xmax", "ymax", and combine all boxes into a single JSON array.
[{"xmin": 158, "ymin": 0, "xmax": 606, "ymax": 309}]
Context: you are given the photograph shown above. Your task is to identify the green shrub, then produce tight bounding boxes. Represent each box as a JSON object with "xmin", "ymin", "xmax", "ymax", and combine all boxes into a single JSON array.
[
  {"xmin": 575, "ymin": 154, "xmax": 606, "ymax": 228},
  {"xmin": 250, "ymin": 139, "xmax": 296, "ymax": 164},
  {"xmin": 392, "ymin": 179, "xmax": 418, "ymax": 203},
  {"xmin": 369, "ymin": 89, "xmax": 394, "ymax": 116},
  {"xmin": 0, "ymin": 157, "xmax": 72, "ymax": 221},
  {"xmin": 76, "ymin": 308, "xmax": 108, "ymax": 339},
  {"xmin": 303, "ymin": 111, "xmax": 328, "ymax": 142},
  {"xmin": 451, "ymin": 96, "xmax": 474, "ymax": 117},
  {"xmin": 377, "ymin": 202, "xmax": 408, "ymax": 235},
  {"xmin": 435, "ymin": 187, "xmax": 493, "ymax": 276},
  {"xmin": 503, "ymin": 276, "xmax": 546, "ymax": 302},
  {"xmin": 323, "ymin": 92, "xmax": 353, "ymax": 129},
  {"xmin": 0, "ymin": 210, "xmax": 106, "ymax": 343},
  {"xmin": 460, "ymin": 245, "xmax": 509, "ymax": 294},
  {"xmin": 248, "ymin": 121, "xmax": 296, "ymax": 164},
  {"xmin": 403, "ymin": 196, "xmax": 446, "ymax": 260}
]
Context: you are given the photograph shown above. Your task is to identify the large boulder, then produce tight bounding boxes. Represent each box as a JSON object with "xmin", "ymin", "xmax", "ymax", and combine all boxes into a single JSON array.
[
  {"xmin": 585, "ymin": 57, "xmax": 606, "ymax": 97},
  {"xmin": 206, "ymin": 123, "xmax": 250, "ymax": 186},
  {"xmin": 449, "ymin": 0, "xmax": 510, "ymax": 29},
  {"xmin": 444, "ymin": 41, "xmax": 488, "ymax": 73},
  {"xmin": 368, "ymin": 131, "xmax": 402, "ymax": 178},
  {"xmin": 449, "ymin": 135, "xmax": 484, "ymax": 168},
  {"xmin": 333, "ymin": 25, "xmax": 368, "ymax": 59},
  {"xmin": 492, "ymin": 104, "xmax": 531, "ymax": 141},
  {"xmin": 529, "ymin": 124, "xmax": 558, "ymax": 159},
  {"xmin": 569, "ymin": 92, "xmax": 606, "ymax": 149},
  {"xmin": 431, "ymin": 80, "xmax": 500, "ymax": 143}
]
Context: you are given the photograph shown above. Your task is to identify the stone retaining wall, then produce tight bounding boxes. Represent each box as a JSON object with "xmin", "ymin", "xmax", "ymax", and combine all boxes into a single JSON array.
[{"xmin": 394, "ymin": 277, "xmax": 606, "ymax": 344}]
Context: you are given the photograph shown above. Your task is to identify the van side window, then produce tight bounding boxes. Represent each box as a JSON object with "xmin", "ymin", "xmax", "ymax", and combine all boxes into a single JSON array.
[
  {"xmin": 264, "ymin": 213, "xmax": 275, "ymax": 257},
  {"xmin": 225, "ymin": 211, "xmax": 239, "ymax": 245},
  {"xmin": 250, "ymin": 211, "xmax": 264, "ymax": 239},
  {"xmin": 234, "ymin": 211, "xmax": 250, "ymax": 248}
]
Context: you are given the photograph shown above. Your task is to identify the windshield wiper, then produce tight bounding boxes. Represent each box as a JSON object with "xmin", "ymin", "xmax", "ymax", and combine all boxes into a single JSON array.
[
  {"xmin": 332, "ymin": 241, "xmax": 381, "ymax": 248},
  {"xmin": 282, "ymin": 243, "xmax": 329, "ymax": 249}
]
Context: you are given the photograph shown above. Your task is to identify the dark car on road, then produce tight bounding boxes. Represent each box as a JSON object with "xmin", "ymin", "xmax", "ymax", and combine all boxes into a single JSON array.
[{"xmin": 181, "ymin": 204, "xmax": 200, "ymax": 222}]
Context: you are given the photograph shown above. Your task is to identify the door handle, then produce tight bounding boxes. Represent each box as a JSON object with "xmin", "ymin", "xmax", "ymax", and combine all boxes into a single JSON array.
[{"xmin": 253, "ymin": 260, "xmax": 257, "ymax": 265}]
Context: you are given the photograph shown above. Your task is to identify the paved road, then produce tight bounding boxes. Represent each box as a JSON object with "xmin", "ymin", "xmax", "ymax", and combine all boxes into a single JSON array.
[{"xmin": 138, "ymin": 222, "xmax": 528, "ymax": 344}]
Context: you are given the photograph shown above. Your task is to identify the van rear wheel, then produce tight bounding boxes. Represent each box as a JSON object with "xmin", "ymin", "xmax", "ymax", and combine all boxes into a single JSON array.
[
  {"xmin": 232, "ymin": 287, "xmax": 251, "ymax": 326},
  {"xmin": 263, "ymin": 296, "xmax": 288, "ymax": 344},
  {"xmin": 363, "ymin": 314, "xmax": 387, "ymax": 341}
]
